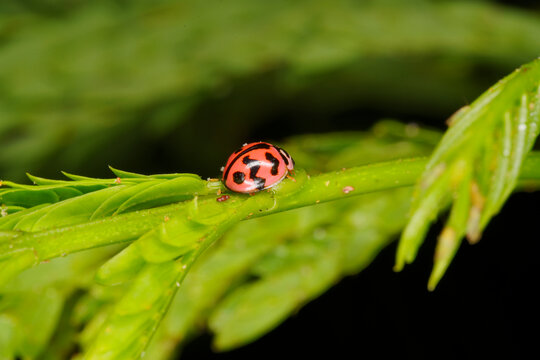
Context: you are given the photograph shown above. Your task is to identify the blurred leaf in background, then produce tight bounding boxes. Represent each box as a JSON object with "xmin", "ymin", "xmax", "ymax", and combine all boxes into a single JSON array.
[{"xmin": 1, "ymin": 0, "xmax": 540, "ymax": 180}]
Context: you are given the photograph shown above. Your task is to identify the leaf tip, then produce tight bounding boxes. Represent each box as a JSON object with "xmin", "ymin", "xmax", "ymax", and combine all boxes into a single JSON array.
[
  {"xmin": 429, "ymin": 226, "xmax": 462, "ymax": 291},
  {"xmin": 427, "ymin": 277, "xmax": 438, "ymax": 292},
  {"xmin": 393, "ymin": 262, "xmax": 404, "ymax": 272},
  {"xmin": 25, "ymin": 172, "xmax": 37, "ymax": 184}
]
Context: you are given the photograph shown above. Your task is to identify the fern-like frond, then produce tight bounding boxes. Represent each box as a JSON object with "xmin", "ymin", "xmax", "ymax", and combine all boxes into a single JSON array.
[
  {"xmin": 395, "ymin": 58, "xmax": 540, "ymax": 290},
  {"xmin": 2, "ymin": 121, "xmax": 540, "ymax": 358}
]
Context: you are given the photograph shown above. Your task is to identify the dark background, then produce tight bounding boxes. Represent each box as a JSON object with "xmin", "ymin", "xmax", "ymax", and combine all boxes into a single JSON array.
[{"xmin": 182, "ymin": 191, "xmax": 540, "ymax": 359}]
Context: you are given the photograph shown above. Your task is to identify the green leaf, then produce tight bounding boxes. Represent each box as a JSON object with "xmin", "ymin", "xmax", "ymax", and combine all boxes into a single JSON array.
[
  {"xmin": 90, "ymin": 181, "xmax": 167, "ymax": 219},
  {"xmin": 95, "ymin": 244, "xmax": 146, "ymax": 286},
  {"xmin": 109, "ymin": 166, "xmax": 203, "ymax": 180},
  {"xmin": 113, "ymin": 176, "xmax": 207, "ymax": 214},
  {"xmin": 85, "ymin": 253, "xmax": 195, "ymax": 359},
  {"xmin": 0, "ymin": 315, "xmax": 18, "ymax": 359},
  {"xmin": 209, "ymin": 243, "xmax": 340, "ymax": 351},
  {"xmin": 143, "ymin": 208, "xmax": 316, "ymax": 359},
  {"xmin": 0, "ymin": 205, "xmax": 48, "ymax": 230},
  {"xmin": 0, "ymin": 288, "xmax": 63, "ymax": 358},
  {"xmin": 0, "ymin": 188, "xmax": 59, "ymax": 208},
  {"xmin": 108, "ymin": 167, "xmax": 150, "ymax": 179},
  {"xmin": 396, "ymin": 58, "xmax": 540, "ymax": 289},
  {"xmin": 0, "ymin": 250, "xmax": 37, "ymax": 286},
  {"xmin": 14, "ymin": 187, "xmax": 125, "ymax": 232},
  {"xmin": 135, "ymin": 218, "xmax": 206, "ymax": 263},
  {"xmin": 84, "ymin": 195, "xmax": 273, "ymax": 359}
]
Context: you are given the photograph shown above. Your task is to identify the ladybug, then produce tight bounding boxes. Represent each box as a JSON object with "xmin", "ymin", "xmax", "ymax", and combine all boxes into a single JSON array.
[{"xmin": 221, "ymin": 142, "xmax": 295, "ymax": 193}]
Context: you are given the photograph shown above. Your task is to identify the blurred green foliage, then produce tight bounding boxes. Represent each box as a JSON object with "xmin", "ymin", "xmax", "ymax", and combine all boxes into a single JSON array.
[{"xmin": 2, "ymin": 0, "xmax": 540, "ymax": 181}]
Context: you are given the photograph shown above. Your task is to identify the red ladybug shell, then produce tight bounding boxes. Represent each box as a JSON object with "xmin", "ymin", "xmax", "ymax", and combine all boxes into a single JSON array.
[{"xmin": 222, "ymin": 142, "xmax": 295, "ymax": 193}]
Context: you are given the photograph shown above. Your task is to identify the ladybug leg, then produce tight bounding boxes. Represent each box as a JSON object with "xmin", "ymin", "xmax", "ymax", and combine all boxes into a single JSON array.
[{"xmin": 286, "ymin": 174, "xmax": 296, "ymax": 182}]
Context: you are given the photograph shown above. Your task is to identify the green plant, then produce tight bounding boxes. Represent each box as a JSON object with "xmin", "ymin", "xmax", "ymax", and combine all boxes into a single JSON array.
[
  {"xmin": 396, "ymin": 59, "xmax": 540, "ymax": 289},
  {"xmin": 1, "ymin": 56, "xmax": 540, "ymax": 358},
  {"xmin": 2, "ymin": 0, "xmax": 540, "ymax": 181}
]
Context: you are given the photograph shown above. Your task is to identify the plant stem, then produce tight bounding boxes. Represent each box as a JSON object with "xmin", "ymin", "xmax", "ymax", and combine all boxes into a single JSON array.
[{"xmin": 3, "ymin": 153, "xmax": 540, "ymax": 263}]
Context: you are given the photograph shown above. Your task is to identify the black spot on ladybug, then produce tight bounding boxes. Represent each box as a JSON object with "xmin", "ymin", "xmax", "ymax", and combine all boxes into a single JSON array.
[
  {"xmin": 253, "ymin": 177, "xmax": 265, "ymax": 190},
  {"xmin": 265, "ymin": 152, "xmax": 279, "ymax": 175},
  {"xmin": 223, "ymin": 143, "xmax": 271, "ymax": 181},
  {"xmin": 242, "ymin": 155, "xmax": 266, "ymax": 190},
  {"xmin": 243, "ymin": 143, "xmax": 270, "ymax": 153},
  {"xmin": 280, "ymin": 147, "xmax": 295, "ymax": 167},
  {"xmin": 233, "ymin": 172, "xmax": 245, "ymax": 184},
  {"xmin": 276, "ymin": 147, "xmax": 290, "ymax": 166},
  {"xmin": 242, "ymin": 157, "xmax": 260, "ymax": 178}
]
